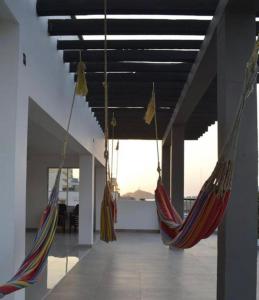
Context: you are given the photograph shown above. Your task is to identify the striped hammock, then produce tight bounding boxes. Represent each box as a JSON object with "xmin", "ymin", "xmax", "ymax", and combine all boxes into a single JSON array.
[
  {"xmin": 155, "ymin": 39, "xmax": 259, "ymax": 249},
  {"xmin": 0, "ymin": 169, "xmax": 61, "ymax": 298},
  {"xmin": 156, "ymin": 162, "xmax": 231, "ymax": 248}
]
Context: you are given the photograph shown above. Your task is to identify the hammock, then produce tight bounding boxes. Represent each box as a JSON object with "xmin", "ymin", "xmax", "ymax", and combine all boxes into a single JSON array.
[
  {"xmin": 153, "ymin": 38, "xmax": 259, "ymax": 249},
  {"xmin": 0, "ymin": 59, "xmax": 88, "ymax": 298}
]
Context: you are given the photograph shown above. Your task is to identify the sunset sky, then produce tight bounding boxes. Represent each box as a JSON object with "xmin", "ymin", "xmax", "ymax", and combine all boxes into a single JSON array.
[{"xmin": 110, "ymin": 85, "xmax": 258, "ymax": 197}]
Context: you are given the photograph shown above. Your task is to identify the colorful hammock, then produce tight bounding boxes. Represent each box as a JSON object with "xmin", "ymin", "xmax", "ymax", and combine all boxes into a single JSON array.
[
  {"xmin": 154, "ymin": 39, "xmax": 259, "ymax": 249},
  {"xmin": 0, "ymin": 58, "xmax": 88, "ymax": 298},
  {"xmin": 0, "ymin": 171, "xmax": 61, "ymax": 298}
]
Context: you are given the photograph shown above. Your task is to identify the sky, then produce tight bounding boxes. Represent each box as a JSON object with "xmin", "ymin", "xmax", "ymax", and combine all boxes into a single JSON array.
[{"xmin": 110, "ymin": 85, "xmax": 259, "ymax": 197}]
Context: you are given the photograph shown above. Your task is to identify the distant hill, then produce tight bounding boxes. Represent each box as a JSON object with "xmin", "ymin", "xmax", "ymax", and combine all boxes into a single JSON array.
[{"xmin": 122, "ymin": 189, "xmax": 154, "ymax": 200}]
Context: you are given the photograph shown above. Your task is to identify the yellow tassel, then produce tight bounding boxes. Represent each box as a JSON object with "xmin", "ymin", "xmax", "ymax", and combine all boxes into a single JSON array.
[
  {"xmin": 76, "ymin": 61, "xmax": 88, "ymax": 96},
  {"xmin": 144, "ymin": 93, "xmax": 156, "ymax": 125},
  {"xmin": 100, "ymin": 183, "xmax": 117, "ymax": 242}
]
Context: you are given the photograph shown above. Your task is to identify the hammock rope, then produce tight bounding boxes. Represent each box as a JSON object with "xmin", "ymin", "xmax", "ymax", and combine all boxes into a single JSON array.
[
  {"xmin": 100, "ymin": 0, "xmax": 117, "ymax": 243},
  {"xmin": 0, "ymin": 55, "xmax": 87, "ymax": 298},
  {"xmin": 110, "ymin": 112, "xmax": 117, "ymax": 180},
  {"xmin": 153, "ymin": 37, "xmax": 259, "ymax": 249},
  {"xmin": 153, "ymin": 83, "xmax": 162, "ymax": 179}
]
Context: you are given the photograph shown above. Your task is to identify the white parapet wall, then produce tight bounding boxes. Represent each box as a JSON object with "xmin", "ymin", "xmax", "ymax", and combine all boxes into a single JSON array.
[{"xmin": 115, "ymin": 199, "xmax": 159, "ymax": 231}]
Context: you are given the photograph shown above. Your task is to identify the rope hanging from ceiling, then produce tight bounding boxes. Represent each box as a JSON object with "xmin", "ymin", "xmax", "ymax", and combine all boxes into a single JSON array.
[
  {"xmin": 100, "ymin": 0, "xmax": 117, "ymax": 243},
  {"xmin": 0, "ymin": 55, "xmax": 88, "ymax": 298},
  {"xmin": 147, "ymin": 37, "xmax": 259, "ymax": 249}
]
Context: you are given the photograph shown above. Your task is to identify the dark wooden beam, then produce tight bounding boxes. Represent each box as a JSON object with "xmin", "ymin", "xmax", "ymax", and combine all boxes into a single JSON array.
[
  {"xmin": 37, "ymin": 0, "xmax": 219, "ymax": 16},
  {"xmin": 92, "ymin": 107, "xmax": 174, "ymax": 113},
  {"xmin": 87, "ymin": 81, "xmax": 185, "ymax": 91},
  {"xmin": 79, "ymin": 72, "xmax": 189, "ymax": 82},
  {"xmin": 48, "ymin": 19, "xmax": 210, "ymax": 36},
  {"xmin": 88, "ymin": 95, "xmax": 180, "ymax": 106},
  {"xmin": 89, "ymin": 99, "xmax": 179, "ymax": 108},
  {"xmin": 64, "ymin": 49, "xmax": 198, "ymax": 63},
  {"xmin": 94, "ymin": 108, "xmax": 172, "ymax": 119},
  {"xmin": 57, "ymin": 40, "xmax": 203, "ymax": 50},
  {"xmin": 70, "ymin": 62, "xmax": 192, "ymax": 73}
]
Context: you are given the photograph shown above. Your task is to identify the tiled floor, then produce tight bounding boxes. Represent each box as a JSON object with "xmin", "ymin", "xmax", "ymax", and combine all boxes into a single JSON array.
[
  {"xmin": 44, "ymin": 232, "xmax": 223, "ymax": 300},
  {"xmin": 25, "ymin": 232, "xmax": 90, "ymax": 300}
]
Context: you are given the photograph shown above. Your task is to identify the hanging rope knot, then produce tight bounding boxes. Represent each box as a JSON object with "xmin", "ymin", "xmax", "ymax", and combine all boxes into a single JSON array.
[
  {"xmin": 157, "ymin": 165, "xmax": 161, "ymax": 175},
  {"xmin": 111, "ymin": 114, "xmax": 117, "ymax": 128},
  {"xmin": 104, "ymin": 149, "xmax": 109, "ymax": 160}
]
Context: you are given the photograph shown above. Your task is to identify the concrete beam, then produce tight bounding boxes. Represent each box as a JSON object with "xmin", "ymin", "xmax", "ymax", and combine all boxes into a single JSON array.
[
  {"xmin": 163, "ymin": 0, "xmax": 231, "ymax": 143},
  {"xmin": 170, "ymin": 125, "xmax": 184, "ymax": 218},
  {"xmin": 162, "ymin": 143, "xmax": 171, "ymax": 194},
  {"xmin": 79, "ymin": 154, "xmax": 95, "ymax": 246},
  {"xmin": 217, "ymin": 2, "xmax": 258, "ymax": 299}
]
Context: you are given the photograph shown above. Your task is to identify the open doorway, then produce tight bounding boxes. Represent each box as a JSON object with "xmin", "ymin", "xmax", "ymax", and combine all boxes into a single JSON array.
[
  {"xmin": 26, "ymin": 100, "xmax": 89, "ymax": 300},
  {"xmin": 48, "ymin": 168, "xmax": 80, "ymax": 233}
]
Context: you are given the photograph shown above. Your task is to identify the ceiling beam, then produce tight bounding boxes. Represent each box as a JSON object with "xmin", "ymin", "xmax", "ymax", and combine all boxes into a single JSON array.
[
  {"xmin": 77, "ymin": 72, "xmax": 189, "ymax": 82},
  {"xmin": 87, "ymin": 81, "xmax": 185, "ymax": 91},
  {"xmin": 64, "ymin": 49, "xmax": 198, "ymax": 64},
  {"xmin": 37, "ymin": 0, "xmax": 219, "ymax": 16},
  {"xmin": 70, "ymin": 62, "xmax": 192, "ymax": 73},
  {"xmin": 163, "ymin": 3, "xmax": 259, "ymax": 142},
  {"xmin": 162, "ymin": 1, "xmax": 228, "ymax": 142},
  {"xmin": 88, "ymin": 100, "xmax": 179, "ymax": 108},
  {"xmin": 57, "ymin": 40, "xmax": 203, "ymax": 51},
  {"xmin": 48, "ymin": 19, "xmax": 210, "ymax": 36}
]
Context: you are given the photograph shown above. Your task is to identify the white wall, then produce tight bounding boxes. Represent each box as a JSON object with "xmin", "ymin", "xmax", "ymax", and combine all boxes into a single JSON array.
[
  {"xmin": 0, "ymin": 1, "xmax": 104, "ymax": 299},
  {"xmin": 0, "ymin": 13, "xmax": 27, "ymax": 300},
  {"xmin": 115, "ymin": 199, "xmax": 159, "ymax": 231},
  {"xmin": 2, "ymin": 0, "xmax": 105, "ymax": 164}
]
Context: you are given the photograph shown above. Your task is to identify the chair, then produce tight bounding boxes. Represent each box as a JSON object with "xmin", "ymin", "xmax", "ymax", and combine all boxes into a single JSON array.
[
  {"xmin": 58, "ymin": 203, "xmax": 67, "ymax": 233},
  {"xmin": 69, "ymin": 204, "xmax": 79, "ymax": 233}
]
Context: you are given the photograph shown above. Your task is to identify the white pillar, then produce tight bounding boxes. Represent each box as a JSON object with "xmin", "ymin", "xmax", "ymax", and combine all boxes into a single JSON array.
[
  {"xmin": 0, "ymin": 19, "xmax": 27, "ymax": 300},
  {"xmin": 162, "ymin": 143, "xmax": 171, "ymax": 194},
  {"xmin": 170, "ymin": 125, "xmax": 184, "ymax": 218},
  {"xmin": 217, "ymin": 4, "xmax": 257, "ymax": 300},
  {"xmin": 95, "ymin": 165, "xmax": 106, "ymax": 232},
  {"xmin": 26, "ymin": 157, "xmax": 48, "ymax": 229},
  {"xmin": 79, "ymin": 154, "xmax": 95, "ymax": 246}
]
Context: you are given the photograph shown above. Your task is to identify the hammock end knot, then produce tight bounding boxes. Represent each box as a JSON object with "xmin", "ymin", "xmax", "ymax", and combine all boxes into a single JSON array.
[{"xmin": 104, "ymin": 149, "xmax": 109, "ymax": 161}]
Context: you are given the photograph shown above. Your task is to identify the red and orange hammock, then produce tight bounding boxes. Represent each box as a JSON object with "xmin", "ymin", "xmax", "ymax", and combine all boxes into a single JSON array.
[
  {"xmin": 0, "ymin": 59, "xmax": 88, "ymax": 298},
  {"xmin": 155, "ymin": 162, "xmax": 231, "ymax": 248},
  {"xmin": 154, "ymin": 39, "xmax": 259, "ymax": 249}
]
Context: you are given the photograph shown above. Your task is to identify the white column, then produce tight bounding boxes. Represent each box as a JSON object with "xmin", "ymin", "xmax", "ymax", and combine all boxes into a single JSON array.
[
  {"xmin": 170, "ymin": 125, "xmax": 184, "ymax": 218},
  {"xmin": 162, "ymin": 143, "xmax": 171, "ymax": 194},
  {"xmin": 217, "ymin": 4, "xmax": 257, "ymax": 300},
  {"xmin": 95, "ymin": 165, "xmax": 106, "ymax": 232},
  {"xmin": 79, "ymin": 154, "xmax": 95, "ymax": 246},
  {"xmin": 0, "ymin": 18, "xmax": 27, "ymax": 300},
  {"xmin": 26, "ymin": 157, "xmax": 48, "ymax": 229}
]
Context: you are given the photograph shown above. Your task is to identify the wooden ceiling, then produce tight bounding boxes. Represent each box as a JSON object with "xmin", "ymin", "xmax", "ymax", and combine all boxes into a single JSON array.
[{"xmin": 36, "ymin": 0, "xmax": 259, "ymax": 140}]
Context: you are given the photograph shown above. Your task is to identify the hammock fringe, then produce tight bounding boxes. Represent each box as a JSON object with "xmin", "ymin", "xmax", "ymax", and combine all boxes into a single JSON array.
[{"xmin": 100, "ymin": 182, "xmax": 117, "ymax": 243}]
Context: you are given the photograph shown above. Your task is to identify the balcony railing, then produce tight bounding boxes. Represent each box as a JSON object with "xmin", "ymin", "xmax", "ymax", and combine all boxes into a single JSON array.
[{"xmin": 184, "ymin": 198, "xmax": 196, "ymax": 215}]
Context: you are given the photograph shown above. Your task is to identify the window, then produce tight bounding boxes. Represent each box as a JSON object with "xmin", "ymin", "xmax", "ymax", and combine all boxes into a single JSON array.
[{"xmin": 48, "ymin": 168, "xmax": 80, "ymax": 207}]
